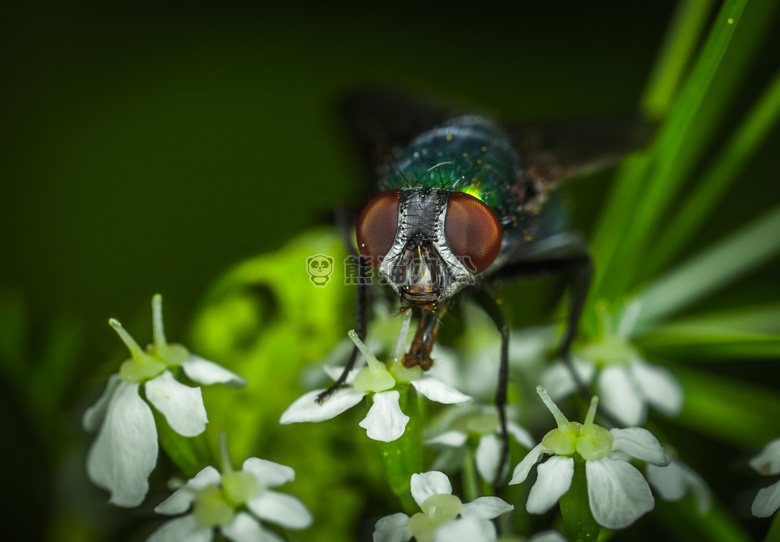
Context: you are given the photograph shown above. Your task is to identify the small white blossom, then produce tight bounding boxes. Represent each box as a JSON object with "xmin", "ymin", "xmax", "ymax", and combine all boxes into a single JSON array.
[
  {"xmin": 750, "ymin": 437, "xmax": 780, "ymax": 517},
  {"xmin": 281, "ymin": 313, "xmax": 471, "ymax": 442},
  {"xmin": 509, "ymin": 387, "xmax": 670, "ymax": 530},
  {"xmin": 541, "ymin": 303, "xmax": 683, "ymax": 426},
  {"xmin": 148, "ymin": 436, "xmax": 312, "ymax": 542},
  {"xmin": 83, "ymin": 295, "xmax": 246, "ymax": 507},
  {"xmin": 426, "ymin": 404, "xmax": 534, "ymax": 483},
  {"xmin": 373, "ymin": 471, "xmax": 513, "ymax": 542},
  {"xmin": 646, "ymin": 448, "xmax": 711, "ymax": 515}
]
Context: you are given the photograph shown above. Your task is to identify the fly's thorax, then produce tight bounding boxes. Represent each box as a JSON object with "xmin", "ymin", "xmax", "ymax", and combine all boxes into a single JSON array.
[{"xmin": 380, "ymin": 115, "xmax": 521, "ymax": 225}]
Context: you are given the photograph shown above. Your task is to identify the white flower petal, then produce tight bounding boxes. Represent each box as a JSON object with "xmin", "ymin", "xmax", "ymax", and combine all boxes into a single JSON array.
[
  {"xmin": 586, "ymin": 457, "xmax": 654, "ymax": 529},
  {"xmin": 461, "ymin": 496, "xmax": 514, "ymax": 520},
  {"xmin": 688, "ymin": 469, "xmax": 713, "ymax": 515},
  {"xmin": 86, "ymin": 380, "xmax": 158, "ymax": 507},
  {"xmin": 432, "ymin": 516, "xmax": 496, "ymax": 542},
  {"xmin": 182, "ymin": 355, "xmax": 246, "ymax": 387},
  {"xmin": 646, "ymin": 459, "xmax": 711, "ymax": 515},
  {"xmin": 646, "ymin": 461, "xmax": 686, "ymax": 501},
  {"xmin": 509, "ymin": 443, "xmax": 550, "ymax": 485},
  {"xmin": 629, "ymin": 358, "xmax": 683, "ymax": 417},
  {"xmin": 527, "ymin": 456, "xmax": 574, "ymax": 514},
  {"xmin": 145, "ymin": 371, "xmax": 208, "ymax": 437},
  {"xmin": 155, "ymin": 466, "xmax": 221, "ymax": 515},
  {"xmin": 411, "ymin": 377, "xmax": 472, "ymax": 404},
  {"xmin": 147, "ymin": 514, "xmax": 213, "ymax": 542},
  {"xmin": 242, "ymin": 457, "xmax": 295, "ymax": 489},
  {"xmin": 528, "ymin": 531, "xmax": 569, "ymax": 542},
  {"xmin": 359, "ymin": 391, "xmax": 409, "ymax": 442},
  {"xmin": 475, "ymin": 434, "xmax": 502, "ymax": 483},
  {"xmin": 82, "ymin": 373, "xmax": 122, "ymax": 432},
  {"xmin": 373, "ymin": 513, "xmax": 412, "ymax": 542},
  {"xmin": 540, "ymin": 358, "xmax": 595, "ymax": 400},
  {"xmin": 607, "ymin": 450, "xmax": 632, "ymax": 462},
  {"xmin": 506, "ymin": 421, "xmax": 535, "ymax": 450},
  {"xmin": 411, "ymin": 471, "xmax": 452, "ymax": 507},
  {"xmin": 610, "ymin": 427, "xmax": 670, "ymax": 466},
  {"xmin": 222, "ymin": 511, "xmax": 284, "ymax": 542},
  {"xmin": 752, "ymin": 479, "xmax": 780, "ymax": 518},
  {"xmin": 426, "ymin": 430, "xmax": 468, "ymax": 448},
  {"xmin": 750, "ymin": 438, "xmax": 780, "ymax": 476},
  {"xmin": 247, "ymin": 490, "xmax": 313, "ymax": 530},
  {"xmin": 598, "ymin": 366, "xmax": 646, "ymax": 426},
  {"xmin": 279, "ymin": 388, "xmax": 366, "ymax": 424}
]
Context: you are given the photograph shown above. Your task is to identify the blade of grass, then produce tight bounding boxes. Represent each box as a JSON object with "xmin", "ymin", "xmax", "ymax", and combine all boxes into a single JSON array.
[
  {"xmin": 641, "ymin": 0, "xmax": 717, "ymax": 120},
  {"xmin": 639, "ymin": 332, "xmax": 780, "ymax": 359},
  {"xmin": 590, "ymin": 0, "xmax": 715, "ymax": 299},
  {"xmin": 646, "ymin": 303, "xmax": 780, "ymax": 334},
  {"xmin": 672, "ymin": 366, "xmax": 780, "ymax": 447},
  {"xmin": 633, "ymin": 204, "xmax": 780, "ymax": 328},
  {"xmin": 594, "ymin": 0, "xmax": 747, "ymax": 300},
  {"xmin": 650, "ymin": 68, "xmax": 780, "ymax": 272}
]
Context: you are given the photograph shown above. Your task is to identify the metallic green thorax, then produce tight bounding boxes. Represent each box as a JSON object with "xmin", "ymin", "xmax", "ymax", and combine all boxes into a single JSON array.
[{"xmin": 380, "ymin": 115, "xmax": 521, "ymax": 227}]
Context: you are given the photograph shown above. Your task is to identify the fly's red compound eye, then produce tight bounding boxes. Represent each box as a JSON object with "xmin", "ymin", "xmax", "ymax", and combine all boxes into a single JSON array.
[
  {"xmin": 356, "ymin": 189, "xmax": 401, "ymax": 268},
  {"xmin": 444, "ymin": 192, "xmax": 502, "ymax": 273}
]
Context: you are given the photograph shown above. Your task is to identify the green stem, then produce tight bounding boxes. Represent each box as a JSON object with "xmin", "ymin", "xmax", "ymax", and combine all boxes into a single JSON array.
[
  {"xmin": 373, "ymin": 386, "xmax": 424, "ymax": 515},
  {"xmin": 462, "ymin": 446, "xmax": 479, "ymax": 503},
  {"xmin": 559, "ymin": 459, "xmax": 600, "ymax": 542}
]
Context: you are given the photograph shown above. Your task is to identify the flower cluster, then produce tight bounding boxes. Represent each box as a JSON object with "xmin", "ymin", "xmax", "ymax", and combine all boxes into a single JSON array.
[
  {"xmin": 540, "ymin": 303, "xmax": 683, "ymax": 427},
  {"xmin": 82, "ymin": 295, "xmax": 246, "ymax": 506},
  {"xmin": 425, "ymin": 404, "xmax": 535, "ymax": 483},
  {"xmin": 373, "ymin": 471, "xmax": 514, "ymax": 542},
  {"xmin": 280, "ymin": 314, "xmax": 471, "ymax": 442},
  {"xmin": 149, "ymin": 436, "xmax": 312, "ymax": 542},
  {"xmin": 510, "ymin": 387, "xmax": 671, "ymax": 529}
]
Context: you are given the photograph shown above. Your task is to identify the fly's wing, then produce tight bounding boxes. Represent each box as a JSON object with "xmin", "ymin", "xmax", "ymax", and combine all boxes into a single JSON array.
[
  {"xmin": 509, "ymin": 115, "xmax": 656, "ymax": 210},
  {"xmin": 339, "ymin": 86, "xmax": 471, "ymax": 186}
]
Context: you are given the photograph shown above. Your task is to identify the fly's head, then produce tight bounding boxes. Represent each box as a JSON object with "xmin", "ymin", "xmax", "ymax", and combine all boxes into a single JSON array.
[{"xmin": 356, "ymin": 188, "xmax": 502, "ymax": 308}]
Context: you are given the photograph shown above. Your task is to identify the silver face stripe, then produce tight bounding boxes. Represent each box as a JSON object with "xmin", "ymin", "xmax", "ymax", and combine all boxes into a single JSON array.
[{"xmin": 377, "ymin": 189, "xmax": 478, "ymax": 302}]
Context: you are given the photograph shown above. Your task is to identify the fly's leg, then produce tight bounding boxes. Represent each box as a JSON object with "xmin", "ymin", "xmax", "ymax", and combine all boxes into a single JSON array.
[
  {"xmin": 492, "ymin": 249, "xmax": 620, "ymax": 426},
  {"xmin": 472, "ymin": 289, "xmax": 511, "ymax": 486},
  {"xmin": 557, "ymin": 254, "xmax": 594, "ymax": 402},
  {"xmin": 316, "ymin": 255, "xmax": 369, "ymax": 404}
]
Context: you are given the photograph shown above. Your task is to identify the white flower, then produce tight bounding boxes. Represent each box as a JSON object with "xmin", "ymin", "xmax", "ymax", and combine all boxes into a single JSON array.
[
  {"xmin": 281, "ymin": 314, "xmax": 471, "ymax": 442},
  {"xmin": 509, "ymin": 387, "xmax": 670, "ymax": 530},
  {"xmin": 646, "ymin": 449, "xmax": 711, "ymax": 515},
  {"xmin": 373, "ymin": 471, "xmax": 513, "ymax": 542},
  {"xmin": 82, "ymin": 295, "xmax": 246, "ymax": 507},
  {"xmin": 750, "ymin": 437, "xmax": 780, "ymax": 517},
  {"xmin": 148, "ymin": 436, "xmax": 312, "ymax": 542},
  {"xmin": 426, "ymin": 404, "xmax": 534, "ymax": 483},
  {"xmin": 540, "ymin": 303, "xmax": 683, "ymax": 426}
]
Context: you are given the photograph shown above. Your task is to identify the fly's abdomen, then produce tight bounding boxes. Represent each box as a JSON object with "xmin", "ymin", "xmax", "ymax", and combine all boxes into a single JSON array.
[{"xmin": 380, "ymin": 116, "xmax": 521, "ymax": 227}]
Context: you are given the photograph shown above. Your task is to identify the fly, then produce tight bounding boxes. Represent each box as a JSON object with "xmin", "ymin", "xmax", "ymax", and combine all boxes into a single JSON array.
[{"xmin": 317, "ymin": 87, "xmax": 651, "ymax": 484}]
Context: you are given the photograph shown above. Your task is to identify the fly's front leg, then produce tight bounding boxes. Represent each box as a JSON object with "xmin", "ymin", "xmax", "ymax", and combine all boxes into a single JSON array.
[
  {"xmin": 316, "ymin": 255, "xmax": 369, "ymax": 404},
  {"xmin": 472, "ymin": 289, "xmax": 511, "ymax": 486}
]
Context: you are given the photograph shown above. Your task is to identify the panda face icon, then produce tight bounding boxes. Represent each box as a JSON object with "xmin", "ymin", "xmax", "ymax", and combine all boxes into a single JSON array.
[{"xmin": 307, "ymin": 254, "xmax": 334, "ymax": 287}]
